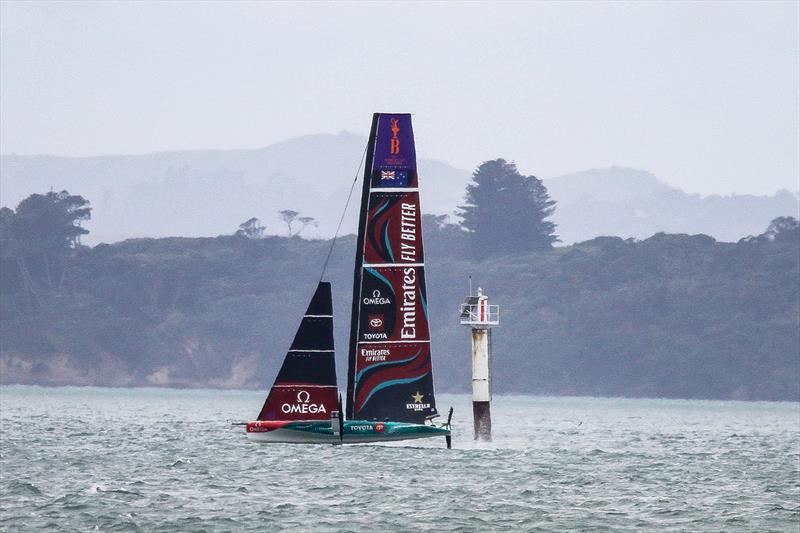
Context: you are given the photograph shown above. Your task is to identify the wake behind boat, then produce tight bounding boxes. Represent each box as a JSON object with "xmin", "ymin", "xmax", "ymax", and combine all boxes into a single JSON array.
[{"xmin": 245, "ymin": 113, "xmax": 451, "ymax": 446}]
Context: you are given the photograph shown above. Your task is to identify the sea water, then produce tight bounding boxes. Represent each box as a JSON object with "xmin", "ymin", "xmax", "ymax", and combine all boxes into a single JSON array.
[{"xmin": 1, "ymin": 386, "xmax": 798, "ymax": 532}]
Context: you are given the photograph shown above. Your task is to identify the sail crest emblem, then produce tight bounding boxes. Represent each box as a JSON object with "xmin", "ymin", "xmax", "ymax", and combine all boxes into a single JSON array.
[{"xmin": 390, "ymin": 118, "xmax": 400, "ymax": 154}]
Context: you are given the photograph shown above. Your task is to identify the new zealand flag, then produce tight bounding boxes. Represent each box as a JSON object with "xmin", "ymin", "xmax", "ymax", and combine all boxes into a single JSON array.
[{"xmin": 376, "ymin": 169, "xmax": 410, "ymax": 187}]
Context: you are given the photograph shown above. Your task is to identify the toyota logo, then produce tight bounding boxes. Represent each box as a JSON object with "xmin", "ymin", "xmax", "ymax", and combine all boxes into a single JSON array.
[{"xmin": 370, "ymin": 318, "xmax": 383, "ymax": 328}]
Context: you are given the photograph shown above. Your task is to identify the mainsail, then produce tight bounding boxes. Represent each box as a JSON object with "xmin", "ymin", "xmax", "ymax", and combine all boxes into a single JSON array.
[
  {"xmin": 346, "ymin": 113, "xmax": 438, "ymax": 423},
  {"xmin": 256, "ymin": 282, "xmax": 338, "ymax": 421}
]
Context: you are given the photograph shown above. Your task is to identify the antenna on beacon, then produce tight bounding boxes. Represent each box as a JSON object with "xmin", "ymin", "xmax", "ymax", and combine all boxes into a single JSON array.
[{"xmin": 459, "ymin": 284, "xmax": 500, "ymax": 441}]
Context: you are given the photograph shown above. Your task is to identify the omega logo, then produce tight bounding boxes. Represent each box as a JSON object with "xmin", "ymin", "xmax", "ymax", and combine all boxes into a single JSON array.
[
  {"xmin": 363, "ymin": 289, "xmax": 391, "ymax": 306},
  {"xmin": 281, "ymin": 390, "xmax": 326, "ymax": 415}
]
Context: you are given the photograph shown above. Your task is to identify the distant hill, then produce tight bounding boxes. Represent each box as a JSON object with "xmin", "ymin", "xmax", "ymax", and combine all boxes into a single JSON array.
[
  {"xmin": 546, "ymin": 167, "xmax": 800, "ymax": 243},
  {"xmin": 2, "ymin": 137, "xmax": 797, "ymax": 244},
  {"xmin": 0, "ymin": 133, "xmax": 470, "ymax": 244}
]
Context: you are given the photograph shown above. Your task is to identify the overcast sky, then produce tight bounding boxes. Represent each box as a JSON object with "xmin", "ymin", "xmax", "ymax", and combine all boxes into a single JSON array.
[{"xmin": 1, "ymin": 1, "xmax": 798, "ymax": 195}]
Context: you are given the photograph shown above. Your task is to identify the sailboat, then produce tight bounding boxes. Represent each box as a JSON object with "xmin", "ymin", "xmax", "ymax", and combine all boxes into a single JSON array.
[{"xmin": 245, "ymin": 113, "xmax": 452, "ymax": 445}]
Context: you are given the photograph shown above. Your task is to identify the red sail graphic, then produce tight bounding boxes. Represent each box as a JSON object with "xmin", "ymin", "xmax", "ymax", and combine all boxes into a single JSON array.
[{"xmin": 364, "ymin": 192, "xmax": 424, "ymax": 265}]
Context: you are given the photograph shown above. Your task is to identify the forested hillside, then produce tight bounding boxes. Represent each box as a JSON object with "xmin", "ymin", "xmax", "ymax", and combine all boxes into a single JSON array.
[{"xmin": 2, "ymin": 214, "xmax": 797, "ymax": 401}]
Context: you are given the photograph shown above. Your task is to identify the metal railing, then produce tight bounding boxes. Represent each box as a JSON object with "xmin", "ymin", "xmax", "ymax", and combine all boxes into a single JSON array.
[{"xmin": 459, "ymin": 303, "xmax": 500, "ymax": 326}]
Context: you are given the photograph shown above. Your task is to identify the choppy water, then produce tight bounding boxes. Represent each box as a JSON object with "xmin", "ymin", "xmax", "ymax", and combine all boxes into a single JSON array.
[{"xmin": 1, "ymin": 387, "xmax": 798, "ymax": 532}]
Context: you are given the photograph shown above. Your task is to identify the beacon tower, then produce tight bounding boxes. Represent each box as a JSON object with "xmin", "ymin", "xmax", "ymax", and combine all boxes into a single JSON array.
[{"xmin": 459, "ymin": 287, "xmax": 499, "ymax": 441}]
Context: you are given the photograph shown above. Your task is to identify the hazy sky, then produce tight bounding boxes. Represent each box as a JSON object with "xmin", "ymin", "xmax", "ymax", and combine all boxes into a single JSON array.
[{"xmin": 1, "ymin": 1, "xmax": 798, "ymax": 195}]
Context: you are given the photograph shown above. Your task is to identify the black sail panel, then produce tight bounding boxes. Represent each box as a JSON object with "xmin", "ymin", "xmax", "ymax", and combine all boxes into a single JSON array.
[
  {"xmin": 346, "ymin": 113, "xmax": 438, "ymax": 423},
  {"xmin": 256, "ymin": 281, "xmax": 338, "ymax": 421}
]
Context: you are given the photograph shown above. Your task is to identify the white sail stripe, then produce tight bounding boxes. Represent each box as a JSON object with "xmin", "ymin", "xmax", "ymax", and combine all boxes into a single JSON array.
[
  {"xmin": 303, "ymin": 315, "xmax": 332, "ymax": 318},
  {"xmin": 363, "ymin": 263, "xmax": 424, "ymax": 268},
  {"xmin": 358, "ymin": 340, "xmax": 430, "ymax": 345},
  {"xmin": 288, "ymin": 349, "xmax": 334, "ymax": 353},
  {"xmin": 370, "ymin": 187, "xmax": 419, "ymax": 193}
]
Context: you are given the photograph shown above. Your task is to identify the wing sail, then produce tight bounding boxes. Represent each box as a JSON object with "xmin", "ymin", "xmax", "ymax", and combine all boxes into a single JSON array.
[{"xmin": 345, "ymin": 114, "xmax": 438, "ymax": 423}]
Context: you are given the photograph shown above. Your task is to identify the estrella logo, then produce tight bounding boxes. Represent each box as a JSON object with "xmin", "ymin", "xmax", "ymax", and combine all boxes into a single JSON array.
[{"xmin": 405, "ymin": 390, "xmax": 431, "ymax": 411}]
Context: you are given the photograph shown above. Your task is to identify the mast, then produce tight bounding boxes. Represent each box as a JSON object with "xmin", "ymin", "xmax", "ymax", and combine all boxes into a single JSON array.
[
  {"xmin": 345, "ymin": 113, "xmax": 438, "ymax": 423},
  {"xmin": 346, "ymin": 114, "xmax": 380, "ymax": 420}
]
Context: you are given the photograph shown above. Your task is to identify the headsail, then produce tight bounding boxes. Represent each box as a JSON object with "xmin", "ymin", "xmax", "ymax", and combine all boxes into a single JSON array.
[
  {"xmin": 346, "ymin": 113, "xmax": 438, "ymax": 423},
  {"xmin": 256, "ymin": 282, "xmax": 338, "ymax": 421}
]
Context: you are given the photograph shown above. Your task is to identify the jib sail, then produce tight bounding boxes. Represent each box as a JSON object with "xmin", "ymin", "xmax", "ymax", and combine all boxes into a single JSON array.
[
  {"xmin": 256, "ymin": 282, "xmax": 338, "ymax": 421},
  {"xmin": 345, "ymin": 113, "xmax": 438, "ymax": 423}
]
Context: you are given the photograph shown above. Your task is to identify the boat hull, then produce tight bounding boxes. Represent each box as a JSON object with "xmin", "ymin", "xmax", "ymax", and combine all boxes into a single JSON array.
[{"xmin": 246, "ymin": 420, "xmax": 449, "ymax": 444}]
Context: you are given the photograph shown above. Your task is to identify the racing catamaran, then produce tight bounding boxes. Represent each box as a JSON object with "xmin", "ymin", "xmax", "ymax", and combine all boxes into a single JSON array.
[{"xmin": 246, "ymin": 113, "xmax": 452, "ymax": 445}]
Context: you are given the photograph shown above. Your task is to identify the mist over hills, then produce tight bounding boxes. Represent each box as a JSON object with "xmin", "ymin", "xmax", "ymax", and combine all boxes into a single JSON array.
[
  {"xmin": 548, "ymin": 168, "xmax": 800, "ymax": 243},
  {"xmin": 1, "ymin": 133, "xmax": 797, "ymax": 244},
  {"xmin": 0, "ymin": 133, "xmax": 470, "ymax": 244}
]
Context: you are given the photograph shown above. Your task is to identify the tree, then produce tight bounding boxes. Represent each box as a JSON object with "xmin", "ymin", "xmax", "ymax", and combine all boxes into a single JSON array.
[
  {"xmin": 763, "ymin": 216, "xmax": 799, "ymax": 243},
  {"xmin": 13, "ymin": 191, "xmax": 91, "ymax": 250},
  {"xmin": 0, "ymin": 207, "xmax": 19, "ymax": 294},
  {"xmin": 740, "ymin": 216, "xmax": 800, "ymax": 244},
  {"xmin": 235, "ymin": 217, "xmax": 265, "ymax": 239},
  {"xmin": 459, "ymin": 159, "xmax": 557, "ymax": 257},
  {"xmin": 278, "ymin": 209, "xmax": 300, "ymax": 236},
  {"xmin": 295, "ymin": 216, "xmax": 318, "ymax": 236},
  {"xmin": 0, "ymin": 190, "xmax": 91, "ymax": 306}
]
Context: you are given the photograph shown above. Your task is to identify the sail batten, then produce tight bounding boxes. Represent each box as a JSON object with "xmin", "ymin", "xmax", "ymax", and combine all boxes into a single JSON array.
[{"xmin": 345, "ymin": 113, "xmax": 438, "ymax": 423}]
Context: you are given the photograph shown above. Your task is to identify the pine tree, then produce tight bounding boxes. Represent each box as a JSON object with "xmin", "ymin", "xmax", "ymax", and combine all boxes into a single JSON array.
[{"xmin": 460, "ymin": 159, "xmax": 557, "ymax": 257}]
